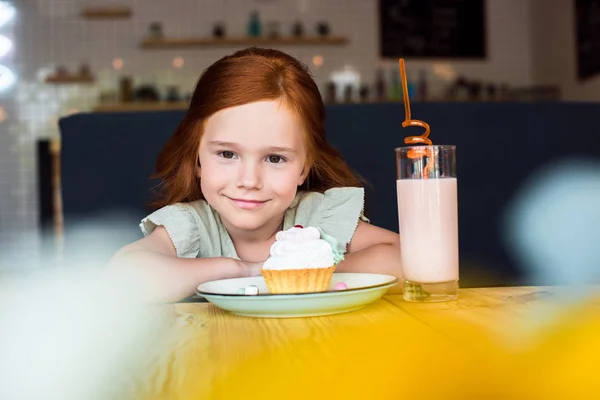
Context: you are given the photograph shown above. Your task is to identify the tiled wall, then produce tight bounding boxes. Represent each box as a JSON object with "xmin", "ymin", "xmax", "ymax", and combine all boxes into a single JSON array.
[{"xmin": 1, "ymin": 0, "xmax": 535, "ymax": 253}]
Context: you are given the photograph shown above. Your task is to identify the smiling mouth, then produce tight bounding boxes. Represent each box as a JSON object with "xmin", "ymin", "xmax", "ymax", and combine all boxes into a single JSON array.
[{"xmin": 227, "ymin": 197, "xmax": 268, "ymax": 210}]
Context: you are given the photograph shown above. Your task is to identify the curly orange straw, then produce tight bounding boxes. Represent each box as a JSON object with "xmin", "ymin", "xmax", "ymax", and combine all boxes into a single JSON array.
[
  {"xmin": 399, "ymin": 58, "xmax": 435, "ymax": 178},
  {"xmin": 400, "ymin": 59, "xmax": 432, "ymax": 145}
]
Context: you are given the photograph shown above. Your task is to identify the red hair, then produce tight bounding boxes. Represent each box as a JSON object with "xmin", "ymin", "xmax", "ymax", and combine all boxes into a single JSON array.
[{"xmin": 152, "ymin": 47, "xmax": 362, "ymax": 208}]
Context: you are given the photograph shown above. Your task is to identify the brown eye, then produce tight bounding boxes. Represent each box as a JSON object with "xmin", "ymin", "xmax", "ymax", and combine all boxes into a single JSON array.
[
  {"xmin": 219, "ymin": 151, "xmax": 236, "ymax": 159},
  {"xmin": 267, "ymin": 155, "xmax": 285, "ymax": 164}
]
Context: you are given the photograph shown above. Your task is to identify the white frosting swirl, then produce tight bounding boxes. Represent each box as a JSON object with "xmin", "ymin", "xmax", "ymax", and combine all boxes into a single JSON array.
[{"xmin": 262, "ymin": 226, "xmax": 335, "ymax": 270}]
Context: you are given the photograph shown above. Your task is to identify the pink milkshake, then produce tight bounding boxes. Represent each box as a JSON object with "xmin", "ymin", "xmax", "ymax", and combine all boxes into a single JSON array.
[{"xmin": 396, "ymin": 178, "xmax": 458, "ymax": 283}]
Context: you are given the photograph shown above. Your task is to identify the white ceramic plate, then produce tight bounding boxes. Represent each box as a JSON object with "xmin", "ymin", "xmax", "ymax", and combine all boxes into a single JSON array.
[{"xmin": 196, "ymin": 272, "xmax": 399, "ymax": 318}]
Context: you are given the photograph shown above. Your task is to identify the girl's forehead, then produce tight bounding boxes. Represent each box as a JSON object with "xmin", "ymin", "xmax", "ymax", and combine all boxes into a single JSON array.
[
  {"xmin": 207, "ymin": 100, "xmax": 296, "ymax": 128},
  {"xmin": 202, "ymin": 100, "xmax": 304, "ymax": 147}
]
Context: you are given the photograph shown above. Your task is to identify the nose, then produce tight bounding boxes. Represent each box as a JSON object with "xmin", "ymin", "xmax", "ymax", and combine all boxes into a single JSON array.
[{"xmin": 236, "ymin": 159, "xmax": 263, "ymax": 190}]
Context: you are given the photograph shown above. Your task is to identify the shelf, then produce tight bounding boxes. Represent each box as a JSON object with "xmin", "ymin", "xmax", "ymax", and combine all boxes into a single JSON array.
[
  {"xmin": 81, "ymin": 6, "xmax": 132, "ymax": 19},
  {"xmin": 92, "ymin": 99, "xmax": 509, "ymax": 113},
  {"xmin": 45, "ymin": 75, "xmax": 95, "ymax": 84},
  {"xmin": 93, "ymin": 102, "xmax": 189, "ymax": 112},
  {"xmin": 140, "ymin": 36, "xmax": 348, "ymax": 49}
]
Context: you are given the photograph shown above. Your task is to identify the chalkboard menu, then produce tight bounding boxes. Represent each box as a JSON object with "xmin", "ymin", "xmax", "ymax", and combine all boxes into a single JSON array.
[
  {"xmin": 575, "ymin": 0, "xmax": 600, "ymax": 80},
  {"xmin": 379, "ymin": 0, "xmax": 486, "ymax": 59}
]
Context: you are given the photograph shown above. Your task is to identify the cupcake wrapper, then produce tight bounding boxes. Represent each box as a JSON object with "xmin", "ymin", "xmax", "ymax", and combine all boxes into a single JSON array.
[{"xmin": 261, "ymin": 266, "xmax": 336, "ymax": 294}]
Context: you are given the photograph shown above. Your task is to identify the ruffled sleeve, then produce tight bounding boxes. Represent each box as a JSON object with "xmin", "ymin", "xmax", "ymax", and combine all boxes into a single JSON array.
[
  {"xmin": 288, "ymin": 187, "xmax": 368, "ymax": 253},
  {"xmin": 139, "ymin": 203, "xmax": 201, "ymax": 258}
]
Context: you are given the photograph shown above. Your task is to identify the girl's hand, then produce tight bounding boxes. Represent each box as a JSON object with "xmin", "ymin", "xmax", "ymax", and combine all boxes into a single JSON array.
[{"xmin": 238, "ymin": 260, "xmax": 264, "ymax": 277}]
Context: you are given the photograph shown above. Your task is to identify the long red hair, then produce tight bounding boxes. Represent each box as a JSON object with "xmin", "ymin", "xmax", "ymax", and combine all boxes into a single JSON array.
[{"xmin": 152, "ymin": 47, "xmax": 362, "ymax": 209}]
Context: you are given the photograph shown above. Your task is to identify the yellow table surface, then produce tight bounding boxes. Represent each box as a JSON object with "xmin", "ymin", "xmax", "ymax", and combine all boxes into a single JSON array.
[{"xmin": 129, "ymin": 287, "xmax": 600, "ymax": 399}]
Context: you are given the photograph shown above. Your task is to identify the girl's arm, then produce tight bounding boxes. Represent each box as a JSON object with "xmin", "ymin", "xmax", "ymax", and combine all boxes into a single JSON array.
[
  {"xmin": 107, "ymin": 226, "xmax": 258, "ymax": 303},
  {"xmin": 335, "ymin": 221, "xmax": 403, "ymax": 293}
]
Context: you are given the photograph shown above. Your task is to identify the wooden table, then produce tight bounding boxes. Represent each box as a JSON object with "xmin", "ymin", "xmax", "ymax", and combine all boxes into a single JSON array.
[{"xmin": 130, "ymin": 287, "xmax": 600, "ymax": 399}]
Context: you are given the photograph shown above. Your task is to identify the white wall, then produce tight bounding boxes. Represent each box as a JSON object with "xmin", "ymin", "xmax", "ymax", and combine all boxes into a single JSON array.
[
  {"xmin": 1, "ymin": 0, "xmax": 536, "ymax": 251},
  {"xmin": 531, "ymin": 0, "xmax": 600, "ymax": 101}
]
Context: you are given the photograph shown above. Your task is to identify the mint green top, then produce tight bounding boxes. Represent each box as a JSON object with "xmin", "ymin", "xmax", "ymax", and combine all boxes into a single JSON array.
[{"xmin": 139, "ymin": 187, "xmax": 368, "ymax": 259}]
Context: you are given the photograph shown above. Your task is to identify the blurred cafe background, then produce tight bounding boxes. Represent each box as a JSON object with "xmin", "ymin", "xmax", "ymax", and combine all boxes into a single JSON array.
[{"xmin": 1, "ymin": 0, "xmax": 599, "ymax": 288}]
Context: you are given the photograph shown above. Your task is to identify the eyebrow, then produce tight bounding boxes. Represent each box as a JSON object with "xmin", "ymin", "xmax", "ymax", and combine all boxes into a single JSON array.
[{"xmin": 207, "ymin": 141, "xmax": 296, "ymax": 154}]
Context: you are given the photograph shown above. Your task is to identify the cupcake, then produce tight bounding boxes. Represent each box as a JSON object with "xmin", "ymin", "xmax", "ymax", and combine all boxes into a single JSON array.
[{"xmin": 261, "ymin": 225, "xmax": 344, "ymax": 294}]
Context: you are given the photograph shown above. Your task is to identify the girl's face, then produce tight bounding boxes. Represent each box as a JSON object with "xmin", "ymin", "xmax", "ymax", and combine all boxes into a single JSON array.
[{"xmin": 198, "ymin": 100, "xmax": 308, "ymax": 235}]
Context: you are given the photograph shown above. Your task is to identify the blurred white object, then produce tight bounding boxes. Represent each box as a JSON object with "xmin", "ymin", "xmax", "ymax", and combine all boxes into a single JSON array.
[
  {"xmin": 503, "ymin": 158, "xmax": 600, "ymax": 288},
  {"xmin": 0, "ymin": 215, "xmax": 177, "ymax": 399},
  {"xmin": 0, "ymin": 35, "xmax": 12, "ymax": 57},
  {"xmin": 0, "ymin": 64, "xmax": 15, "ymax": 90},
  {"xmin": 0, "ymin": 2, "xmax": 15, "ymax": 27}
]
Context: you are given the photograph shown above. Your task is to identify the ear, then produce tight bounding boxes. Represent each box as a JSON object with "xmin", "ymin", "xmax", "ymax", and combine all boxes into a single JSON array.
[
  {"xmin": 298, "ymin": 165, "xmax": 309, "ymax": 186},
  {"xmin": 196, "ymin": 157, "xmax": 201, "ymax": 178}
]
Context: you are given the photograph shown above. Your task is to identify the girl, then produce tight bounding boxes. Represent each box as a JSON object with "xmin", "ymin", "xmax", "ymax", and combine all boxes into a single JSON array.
[{"xmin": 110, "ymin": 47, "xmax": 402, "ymax": 302}]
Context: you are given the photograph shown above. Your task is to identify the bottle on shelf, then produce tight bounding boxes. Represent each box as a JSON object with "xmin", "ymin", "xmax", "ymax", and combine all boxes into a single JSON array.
[
  {"xmin": 389, "ymin": 68, "xmax": 403, "ymax": 101},
  {"xmin": 375, "ymin": 69, "xmax": 387, "ymax": 101},
  {"xmin": 247, "ymin": 11, "xmax": 262, "ymax": 37}
]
